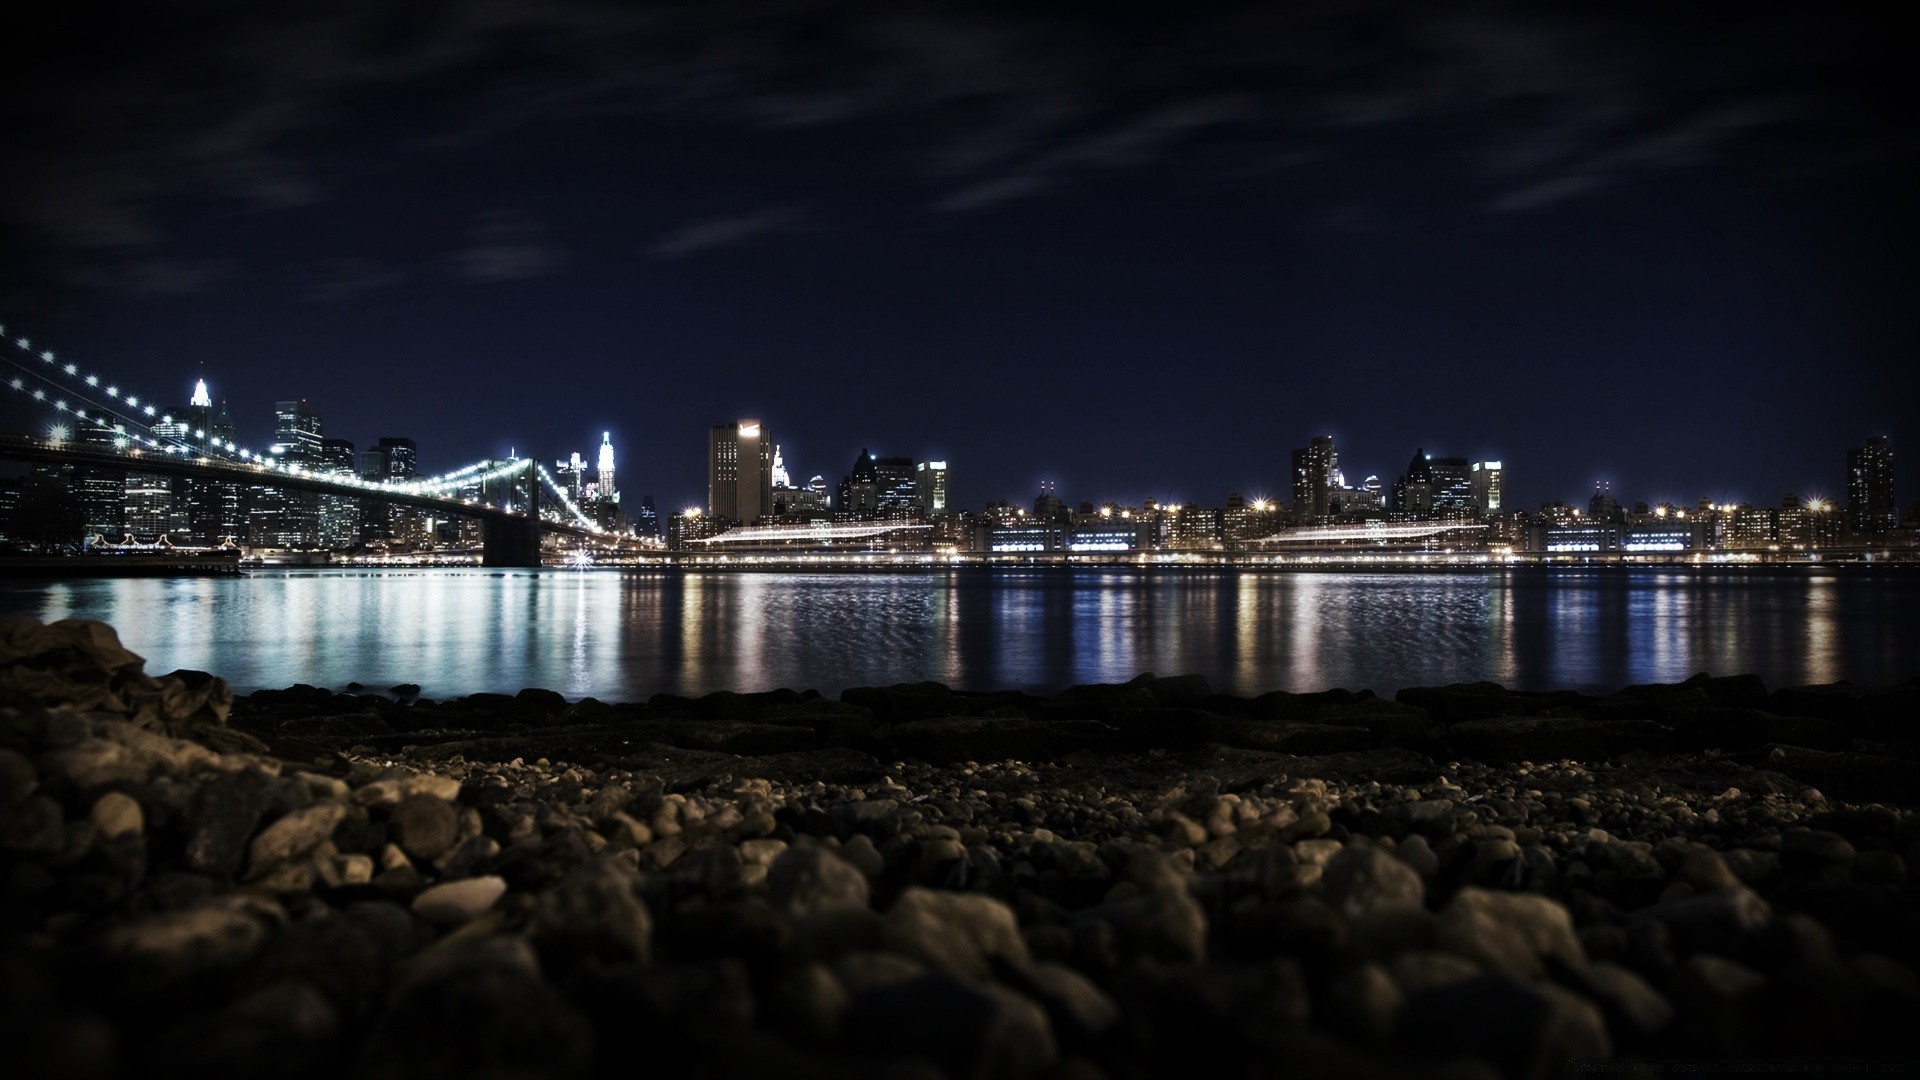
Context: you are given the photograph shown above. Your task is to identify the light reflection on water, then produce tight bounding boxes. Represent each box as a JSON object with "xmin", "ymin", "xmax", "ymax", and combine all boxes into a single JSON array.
[{"xmin": 0, "ymin": 569, "xmax": 1912, "ymax": 701}]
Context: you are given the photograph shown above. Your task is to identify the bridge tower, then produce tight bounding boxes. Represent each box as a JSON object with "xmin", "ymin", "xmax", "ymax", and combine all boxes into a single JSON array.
[{"xmin": 478, "ymin": 457, "xmax": 542, "ymax": 568}]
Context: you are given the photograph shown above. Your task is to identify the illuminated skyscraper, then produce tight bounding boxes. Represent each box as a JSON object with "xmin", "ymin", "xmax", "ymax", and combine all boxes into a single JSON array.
[
  {"xmin": 1848, "ymin": 435, "xmax": 1895, "ymax": 533},
  {"xmin": 771, "ymin": 444, "xmax": 791, "ymax": 489},
  {"xmin": 916, "ymin": 460, "xmax": 949, "ymax": 517},
  {"xmin": 708, "ymin": 420, "xmax": 771, "ymax": 522},
  {"xmin": 597, "ymin": 432, "xmax": 618, "ymax": 502},
  {"xmin": 1291, "ymin": 435, "xmax": 1336, "ymax": 519},
  {"xmin": 1470, "ymin": 460, "xmax": 1505, "ymax": 513}
]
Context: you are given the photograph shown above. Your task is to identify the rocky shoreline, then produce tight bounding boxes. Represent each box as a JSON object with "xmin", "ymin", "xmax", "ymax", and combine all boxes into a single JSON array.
[{"xmin": 4, "ymin": 617, "xmax": 1919, "ymax": 1079}]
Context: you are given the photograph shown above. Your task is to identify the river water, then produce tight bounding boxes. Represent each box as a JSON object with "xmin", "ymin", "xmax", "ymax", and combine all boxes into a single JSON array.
[{"xmin": 2, "ymin": 568, "xmax": 1914, "ymax": 701}]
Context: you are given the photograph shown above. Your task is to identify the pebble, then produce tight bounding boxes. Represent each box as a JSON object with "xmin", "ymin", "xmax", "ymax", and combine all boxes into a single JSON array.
[
  {"xmin": 90, "ymin": 791, "xmax": 144, "ymax": 840},
  {"xmin": 409, "ymin": 875, "xmax": 507, "ymax": 925}
]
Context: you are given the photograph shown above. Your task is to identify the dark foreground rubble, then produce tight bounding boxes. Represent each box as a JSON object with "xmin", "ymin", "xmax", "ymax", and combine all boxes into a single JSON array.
[{"xmin": 4, "ymin": 617, "xmax": 1920, "ymax": 1079}]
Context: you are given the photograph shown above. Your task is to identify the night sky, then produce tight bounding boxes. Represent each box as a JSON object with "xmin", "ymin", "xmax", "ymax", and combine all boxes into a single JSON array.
[{"xmin": 2, "ymin": 1, "xmax": 1913, "ymax": 514}]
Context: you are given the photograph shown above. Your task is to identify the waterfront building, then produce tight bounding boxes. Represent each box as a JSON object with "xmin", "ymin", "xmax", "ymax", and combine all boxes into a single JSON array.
[
  {"xmin": 990, "ymin": 522, "xmax": 1067, "ymax": 553},
  {"xmin": 1470, "ymin": 461, "xmax": 1504, "ymax": 514},
  {"xmin": 1291, "ymin": 435, "xmax": 1336, "ymax": 520},
  {"xmin": 1848, "ymin": 435, "xmax": 1896, "ymax": 533},
  {"xmin": 1777, "ymin": 494, "xmax": 1844, "ymax": 551},
  {"xmin": 709, "ymin": 421, "xmax": 771, "ymax": 523},
  {"xmin": 667, "ymin": 509, "xmax": 729, "ymax": 550},
  {"xmin": 916, "ymin": 460, "xmax": 949, "ymax": 517},
  {"xmin": 123, "ymin": 471, "xmax": 181, "ymax": 541},
  {"xmin": 1588, "ymin": 482, "xmax": 1625, "ymax": 524},
  {"xmin": 1223, "ymin": 495, "xmax": 1284, "ymax": 542},
  {"xmin": 1166, "ymin": 504, "xmax": 1225, "ymax": 548},
  {"xmin": 1032, "ymin": 481, "xmax": 1067, "ymax": 522},
  {"xmin": 1544, "ymin": 524, "xmax": 1622, "ymax": 553},
  {"xmin": 1723, "ymin": 505, "xmax": 1777, "ymax": 550},
  {"xmin": 631, "ymin": 496, "xmax": 661, "ymax": 542}
]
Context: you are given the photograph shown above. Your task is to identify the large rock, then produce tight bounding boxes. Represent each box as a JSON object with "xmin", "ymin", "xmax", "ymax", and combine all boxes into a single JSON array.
[
  {"xmin": 845, "ymin": 973, "xmax": 1057, "ymax": 1080},
  {"xmin": 247, "ymin": 802, "xmax": 347, "ymax": 877},
  {"xmin": 880, "ymin": 887, "xmax": 1031, "ymax": 978},
  {"xmin": 1435, "ymin": 887, "xmax": 1585, "ymax": 979},
  {"xmin": 1399, "ymin": 974, "xmax": 1612, "ymax": 1080},
  {"xmin": 530, "ymin": 861, "xmax": 652, "ymax": 969},
  {"xmin": 1320, "ymin": 844, "xmax": 1426, "ymax": 917},
  {"xmin": 767, "ymin": 845, "xmax": 871, "ymax": 916},
  {"xmin": 358, "ymin": 936, "xmax": 591, "ymax": 1080}
]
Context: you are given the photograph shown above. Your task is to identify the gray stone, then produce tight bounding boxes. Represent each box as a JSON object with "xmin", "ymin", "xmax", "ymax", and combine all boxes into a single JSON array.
[
  {"xmin": 1578, "ymin": 961, "xmax": 1673, "ymax": 1042},
  {"xmin": 1435, "ymin": 887, "xmax": 1585, "ymax": 979},
  {"xmin": 845, "ymin": 973, "xmax": 1057, "ymax": 1080},
  {"xmin": 90, "ymin": 790, "xmax": 144, "ymax": 840},
  {"xmin": 767, "ymin": 844, "xmax": 871, "ymax": 916},
  {"xmin": 1399, "ymin": 974, "xmax": 1611, "ymax": 1080},
  {"xmin": 186, "ymin": 769, "xmax": 273, "ymax": 878},
  {"xmin": 388, "ymin": 794, "xmax": 458, "ymax": 861},
  {"xmin": 530, "ymin": 861, "xmax": 651, "ymax": 967},
  {"xmin": 1629, "ymin": 886, "xmax": 1770, "ymax": 956},
  {"xmin": 880, "ymin": 887, "xmax": 1031, "ymax": 978},
  {"xmin": 410, "ymin": 875, "xmax": 507, "ymax": 925},
  {"xmin": 247, "ymin": 801, "xmax": 347, "ymax": 876},
  {"xmin": 1321, "ymin": 843, "xmax": 1427, "ymax": 917}
]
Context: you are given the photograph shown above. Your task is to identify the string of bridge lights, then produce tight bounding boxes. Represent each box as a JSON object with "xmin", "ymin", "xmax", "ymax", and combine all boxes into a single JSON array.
[{"xmin": 0, "ymin": 319, "xmax": 597, "ymax": 518}]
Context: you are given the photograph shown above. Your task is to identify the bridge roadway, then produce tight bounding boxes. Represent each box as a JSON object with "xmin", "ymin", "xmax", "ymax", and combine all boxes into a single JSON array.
[{"xmin": 0, "ymin": 434, "xmax": 617, "ymax": 567}]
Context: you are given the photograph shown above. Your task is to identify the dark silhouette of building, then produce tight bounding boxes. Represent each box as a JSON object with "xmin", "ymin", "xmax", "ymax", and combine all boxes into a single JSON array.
[
  {"xmin": 1848, "ymin": 435, "xmax": 1896, "ymax": 533},
  {"xmin": 1291, "ymin": 435, "xmax": 1336, "ymax": 519}
]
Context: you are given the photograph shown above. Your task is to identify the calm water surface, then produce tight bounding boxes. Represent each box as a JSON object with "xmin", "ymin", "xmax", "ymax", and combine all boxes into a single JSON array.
[{"xmin": 2, "ymin": 569, "xmax": 1915, "ymax": 700}]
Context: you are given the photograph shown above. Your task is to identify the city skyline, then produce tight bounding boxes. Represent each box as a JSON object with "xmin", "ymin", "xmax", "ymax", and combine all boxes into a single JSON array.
[
  {"xmin": 1, "ymin": 2, "xmax": 1911, "ymax": 512},
  {"xmin": 1, "ymin": 358, "xmax": 1903, "ymax": 525}
]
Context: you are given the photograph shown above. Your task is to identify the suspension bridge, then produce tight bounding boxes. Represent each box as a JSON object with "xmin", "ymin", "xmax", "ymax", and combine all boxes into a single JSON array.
[{"xmin": 0, "ymin": 321, "xmax": 645, "ymax": 566}]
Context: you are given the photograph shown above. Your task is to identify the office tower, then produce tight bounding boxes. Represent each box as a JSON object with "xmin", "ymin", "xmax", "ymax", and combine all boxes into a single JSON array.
[
  {"xmin": 375, "ymin": 437, "xmax": 418, "ymax": 479},
  {"xmin": 273, "ymin": 401, "xmax": 324, "ymax": 465},
  {"xmin": 317, "ymin": 438, "xmax": 360, "ymax": 549},
  {"xmin": 1430, "ymin": 456, "xmax": 1473, "ymax": 511},
  {"xmin": 357, "ymin": 450, "xmax": 386, "ymax": 480},
  {"xmin": 1393, "ymin": 449, "xmax": 1436, "ymax": 515},
  {"xmin": 255, "ymin": 401, "xmax": 324, "ymax": 546},
  {"xmin": 916, "ymin": 460, "xmax": 949, "ymax": 517},
  {"xmin": 556, "ymin": 451, "xmax": 588, "ymax": 502},
  {"xmin": 771, "ymin": 445, "xmax": 791, "ymax": 490},
  {"xmin": 123, "ymin": 471, "xmax": 180, "ymax": 540},
  {"xmin": 165, "ymin": 379, "xmax": 238, "ymax": 543},
  {"xmin": 1470, "ymin": 460, "xmax": 1505, "ymax": 514},
  {"xmin": 72, "ymin": 423, "xmax": 125, "ymax": 546},
  {"xmin": 709, "ymin": 420, "xmax": 771, "ymax": 522},
  {"xmin": 632, "ymin": 496, "xmax": 661, "ymax": 541},
  {"xmin": 1291, "ymin": 435, "xmax": 1336, "ymax": 519},
  {"xmin": 1848, "ymin": 435, "xmax": 1896, "ymax": 533},
  {"xmin": 596, "ymin": 432, "xmax": 618, "ymax": 503}
]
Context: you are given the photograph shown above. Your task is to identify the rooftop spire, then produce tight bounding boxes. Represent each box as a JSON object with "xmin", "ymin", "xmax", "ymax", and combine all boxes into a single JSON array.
[{"xmin": 190, "ymin": 379, "xmax": 212, "ymax": 408}]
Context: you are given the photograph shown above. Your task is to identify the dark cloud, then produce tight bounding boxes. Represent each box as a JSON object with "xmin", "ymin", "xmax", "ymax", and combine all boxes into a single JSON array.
[
  {"xmin": 0, "ymin": 1, "xmax": 1907, "ymax": 290},
  {"xmin": 291, "ymin": 257, "xmax": 410, "ymax": 303},
  {"xmin": 646, "ymin": 208, "xmax": 808, "ymax": 259},
  {"xmin": 446, "ymin": 212, "xmax": 570, "ymax": 283}
]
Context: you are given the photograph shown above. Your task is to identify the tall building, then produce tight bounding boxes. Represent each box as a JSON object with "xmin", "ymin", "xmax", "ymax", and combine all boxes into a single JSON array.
[
  {"xmin": 916, "ymin": 460, "xmax": 949, "ymax": 517},
  {"xmin": 1848, "ymin": 435, "xmax": 1896, "ymax": 533},
  {"xmin": 254, "ymin": 401, "xmax": 324, "ymax": 546},
  {"xmin": 173, "ymin": 378, "xmax": 239, "ymax": 543},
  {"xmin": 72, "ymin": 422, "xmax": 125, "ymax": 546},
  {"xmin": 771, "ymin": 444, "xmax": 791, "ymax": 490},
  {"xmin": 1470, "ymin": 460, "xmax": 1505, "ymax": 514},
  {"xmin": 1290, "ymin": 435, "xmax": 1337, "ymax": 519},
  {"xmin": 1392, "ymin": 449, "xmax": 1436, "ymax": 515},
  {"xmin": 317, "ymin": 438, "xmax": 360, "ymax": 549},
  {"xmin": 709, "ymin": 420, "xmax": 771, "ymax": 523},
  {"xmin": 596, "ymin": 432, "xmax": 618, "ymax": 503},
  {"xmin": 1430, "ymin": 456, "xmax": 1474, "ymax": 511}
]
